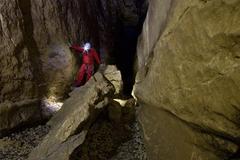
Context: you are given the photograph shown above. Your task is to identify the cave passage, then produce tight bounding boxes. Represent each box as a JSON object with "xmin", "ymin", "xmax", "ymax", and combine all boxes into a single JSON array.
[
  {"xmin": 64, "ymin": 0, "xmax": 148, "ymax": 97},
  {"xmin": 115, "ymin": 25, "xmax": 140, "ymax": 96},
  {"xmin": 113, "ymin": 1, "xmax": 148, "ymax": 97}
]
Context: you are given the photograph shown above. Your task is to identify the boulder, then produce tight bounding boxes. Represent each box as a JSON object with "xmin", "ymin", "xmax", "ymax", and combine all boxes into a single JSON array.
[
  {"xmin": 101, "ymin": 65, "xmax": 123, "ymax": 95},
  {"xmin": 27, "ymin": 73, "xmax": 114, "ymax": 160},
  {"xmin": 135, "ymin": 0, "xmax": 240, "ymax": 159}
]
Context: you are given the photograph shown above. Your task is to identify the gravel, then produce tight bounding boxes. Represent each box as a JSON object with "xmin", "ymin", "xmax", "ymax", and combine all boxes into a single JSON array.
[
  {"xmin": 0, "ymin": 121, "xmax": 146, "ymax": 160},
  {"xmin": 110, "ymin": 120, "xmax": 147, "ymax": 160},
  {"xmin": 71, "ymin": 111, "xmax": 147, "ymax": 160},
  {"xmin": 0, "ymin": 125, "xmax": 50, "ymax": 160},
  {"xmin": 0, "ymin": 100, "xmax": 147, "ymax": 160}
]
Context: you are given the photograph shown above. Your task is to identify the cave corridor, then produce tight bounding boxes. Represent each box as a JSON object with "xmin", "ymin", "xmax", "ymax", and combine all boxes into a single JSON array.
[{"xmin": 1, "ymin": 0, "xmax": 240, "ymax": 160}]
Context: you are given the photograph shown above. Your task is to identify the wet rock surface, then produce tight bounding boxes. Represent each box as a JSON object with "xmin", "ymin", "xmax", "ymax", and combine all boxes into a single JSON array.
[{"xmin": 0, "ymin": 125, "xmax": 50, "ymax": 160}]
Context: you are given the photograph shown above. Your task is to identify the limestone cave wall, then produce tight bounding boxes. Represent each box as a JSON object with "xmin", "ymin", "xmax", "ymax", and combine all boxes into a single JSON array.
[{"xmin": 134, "ymin": 0, "xmax": 240, "ymax": 159}]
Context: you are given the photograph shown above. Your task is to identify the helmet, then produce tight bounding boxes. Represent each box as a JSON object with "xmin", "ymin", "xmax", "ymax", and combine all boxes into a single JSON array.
[{"xmin": 84, "ymin": 42, "xmax": 91, "ymax": 51}]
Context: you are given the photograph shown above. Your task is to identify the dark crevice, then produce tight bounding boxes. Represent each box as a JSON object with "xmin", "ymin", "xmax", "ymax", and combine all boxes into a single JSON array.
[
  {"xmin": 113, "ymin": 0, "xmax": 148, "ymax": 96},
  {"xmin": 57, "ymin": 0, "xmax": 148, "ymax": 97},
  {"xmin": 79, "ymin": 0, "xmax": 100, "ymax": 48},
  {"xmin": 13, "ymin": 40, "xmax": 25, "ymax": 70},
  {"xmin": 115, "ymin": 25, "xmax": 139, "ymax": 96},
  {"xmin": 17, "ymin": 0, "xmax": 45, "ymax": 97}
]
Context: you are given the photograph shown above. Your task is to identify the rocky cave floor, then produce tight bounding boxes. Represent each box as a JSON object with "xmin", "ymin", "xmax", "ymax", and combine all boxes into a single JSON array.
[
  {"xmin": 0, "ymin": 125, "xmax": 50, "ymax": 160},
  {"xmin": 71, "ymin": 109, "xmax": 147, "ymax": 160},
  {"xmin": 0, "ymin": 110, "xmax": 147, "ymax": 160}
]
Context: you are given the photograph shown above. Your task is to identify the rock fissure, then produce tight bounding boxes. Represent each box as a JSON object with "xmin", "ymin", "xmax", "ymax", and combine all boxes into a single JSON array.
[{"xmin": 18, "ymin": 0, "xmax": 43, "ymax": 96}]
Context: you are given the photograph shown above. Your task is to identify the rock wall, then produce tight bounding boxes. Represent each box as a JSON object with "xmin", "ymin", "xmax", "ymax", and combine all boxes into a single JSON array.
[
  {"xmin": 134, "ymin": 0, "xmax": 240, "ymax": 159},
  {"xmin": 1, "ymin": 0, "xmax": 74, "ymax": 103},
  {"xmin": 0, "ymin": 0, "xmax": 83, "ymax": 134}
]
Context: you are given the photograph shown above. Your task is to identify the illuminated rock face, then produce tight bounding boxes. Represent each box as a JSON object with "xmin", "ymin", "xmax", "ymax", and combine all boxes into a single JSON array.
[{"xmin": 134, "ymin": 0, "xmax": 240, "ymax": 159}]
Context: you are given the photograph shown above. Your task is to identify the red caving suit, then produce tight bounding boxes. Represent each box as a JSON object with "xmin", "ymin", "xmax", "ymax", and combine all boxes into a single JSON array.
[{"xmin": 70, "ymin": 44, "xmax": 101, "ymax": 86}]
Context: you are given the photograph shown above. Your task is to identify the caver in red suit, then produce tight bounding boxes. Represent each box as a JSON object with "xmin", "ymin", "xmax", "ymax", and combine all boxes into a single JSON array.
[{"xmin": 70, "ymin": 43, "xmax": 101, "ymax": 86}]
